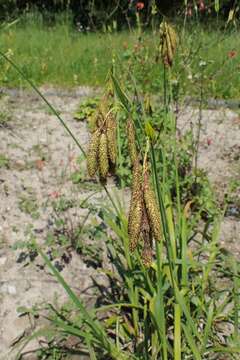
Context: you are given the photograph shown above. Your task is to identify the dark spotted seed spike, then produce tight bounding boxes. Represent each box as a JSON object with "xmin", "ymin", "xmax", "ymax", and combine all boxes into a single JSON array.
[
  {"xmin": 143, "ymin": 168, "xmax": 162, "ymax": 243},
  {"xmin": 106, "ymin": 112, "xmax": 117, "ymax": 165},
  {"xmin": 126, "ymin": 118, "xmax": 138, "ymax": 165},
  {"xmin": 87, "ymin": 128, "xmax": 101, "ymax": 177},
  {"xmin": 99, "ymin": 132, "xmax": 109, "ymax": 179},
  {"xmin": 128, "ymin": 159, "xmax": 143, "ymax": 251},
  {"xmin": 141, "ymin": 204, "xmax": 153, "ymax": 267}
]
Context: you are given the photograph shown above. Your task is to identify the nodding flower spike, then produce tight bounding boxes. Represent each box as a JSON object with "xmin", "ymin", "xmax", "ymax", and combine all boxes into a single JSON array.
[
  {"xmin": 87, "ymin": 128, "xmax": 101, "ymax": 177},
  {"xmin": 86, "ymin": 91, "xmax": 118, "ymax": 180},
  {"xmin": 99, "ymin": 132, "xmax": 109, "ymax": 179},
  {"xmin": 141, "ymin": 205, "xmax": 153, "ymax": 267},
  {"xmin": 142, "ymin": 238, "xmax": 153, "ymax": 267},
  {"xmin": 143, "ymin": 168, "xmax": 162, "ymax": 243},
  {"xmin": 127, "ymin": 153, "xmax": 161, "ymax": 265},
  {"xmin": 106, "ymin": 113, "xmax": 117, "ymax": 164},
  {"xmin": 126, "ymin": 118, "xmax": 138, "ymax": 165},
  {"xmin": 128, "ymin": 159, "xmax": 143, "ymax": 252},
  {"xmin": 160, "ymin": 21, "xmax": 178, "ymax": 67}
]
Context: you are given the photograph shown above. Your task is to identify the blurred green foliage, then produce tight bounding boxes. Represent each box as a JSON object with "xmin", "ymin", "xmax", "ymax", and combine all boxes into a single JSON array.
[{"xmin": 0, "ymin": 1, "xmax": 238, "ymax": 29}]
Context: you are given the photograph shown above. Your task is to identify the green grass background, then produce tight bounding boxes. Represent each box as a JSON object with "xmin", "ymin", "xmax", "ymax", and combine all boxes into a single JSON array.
[{"xmin": 0, "ymin": 14, "xmax": 239, "ymax": 99}]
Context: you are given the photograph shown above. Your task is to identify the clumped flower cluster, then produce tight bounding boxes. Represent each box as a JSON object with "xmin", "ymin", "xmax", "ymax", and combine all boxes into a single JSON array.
[
  {"xmin": 86, "ymin": 21, "xmax": 177, "ymax": 265},
  {"xmin": 87, "ymin": 113, "xmax": 162, "ymax": 266},
  {"xmin": 126, "ymin": 119, "xmax": 162, "ymax": 267},
  {"xmin": 87, "ymin": 98, "xmax": 117, "ymax": 181},
  {"xmin": 159, "ymin": 21, "xmax": 178, "ymax": 67}
]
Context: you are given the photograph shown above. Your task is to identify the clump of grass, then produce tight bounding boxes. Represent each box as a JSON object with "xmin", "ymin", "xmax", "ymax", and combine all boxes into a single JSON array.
[
  {"xmin": 18, "ymin": 194, "xmax": 39, "ymax": 219},
  {"xmin": 0, "ymin": 110, "xmax": 11, "ymax": 127},
  {"xmin": 0, "ymin": 153, "xmax": 10, "ymax": 168}
]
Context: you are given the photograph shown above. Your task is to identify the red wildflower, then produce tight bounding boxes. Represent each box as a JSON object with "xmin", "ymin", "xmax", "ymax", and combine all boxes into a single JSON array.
[
  {"xmin": 199, "ymin": 1, "xmax": 205, "ymax": 11},
  {"xmin": 136, "ymin": 2, "xmax": 144, "ymax": 10},
  {"xmin": 207, "ymin": 138, "xmax": 212, "ymax": 146},
  {"xmin": 228, "ymin": 50, "xmax": 237, "ymax": 59},
  {"xmin": 186, "ymin": 6, "xmax": 192, "ymax": 17},
  {"xmin": 49, "ymin": 191, "xmax": 61, "ymax": 199}
]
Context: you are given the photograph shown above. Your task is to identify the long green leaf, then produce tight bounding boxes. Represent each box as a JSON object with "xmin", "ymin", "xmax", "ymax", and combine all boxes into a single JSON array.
[
  {"xmin": 37, "ymin": 244, "xmax": 128, "ymax": 360},
  {"xmin": 111, "ymin": 73, "xmax": 130, "ymax": 112},
  {"xmin": 174, "ymin": 303, "xmax": 181, "ymax": 360},
  {"xmin": 201, "ymin": 301, "xmax": 214, "ymax": 353},
  {"xmin": 182, "ymin": 324, "xmax": 201, "ymax": 360},
  {"xmin": 37, "ymin": 245, "xmax": 90, "ymax": 317},
  {"xmin": 210, "ymin": 346, "xmax": 240, "ymax": 354},
  {"xmin": 15, "ymin": 327, "xmax": 56, "ymax": 359}
]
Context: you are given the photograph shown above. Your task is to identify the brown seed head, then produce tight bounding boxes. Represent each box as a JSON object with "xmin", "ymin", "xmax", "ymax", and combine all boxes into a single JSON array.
[
  {"xmin": 126, "ymin": 119, "xmax": 138, "ymax": 165},
  {"xmin": 87, "ymin": 128, "xmax": 101, "ymax": 177},
  {"xmin": 99, "ymin": 132, "xmax": 109, "ymax": 179},
  {"xmin": 168, "ymin": 24, "xmax": 177, "ymax": 55},
  {"xmin": 128, "ymin": 159, "xmax": 143, "ymax": 251},
  {"xmin": 142, "ymin": 238, "xmax": 153, "ymax": 267},
  {"xmin": 160, "ymin": 22, "xmax": 178, "ymax": 67},
  {"xmin": 141, "ymin": 204, "xmax": 153, "ymax": 267},
  {"xmin": 106, "ymin": 112, "xmax": 117, "ymax": 164},
  {"xmin": 143, "ymin": 169, "xmax": 162, "ymax": 242},
  {"xmin": 90, "ymin": 106, "xmax": 105, "ymax": 132},
  {"xmin": 131, "ymin": 158, "xmax": 142, "ymax": 197},
  {"xmin": 129, "ymin": 198, "xmax": 143, "ymax": 252}
]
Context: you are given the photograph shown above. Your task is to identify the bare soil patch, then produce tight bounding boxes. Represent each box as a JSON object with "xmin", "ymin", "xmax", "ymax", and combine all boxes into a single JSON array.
[{"xmin": 0, "ymin": 88, "xmax": 239, "ymax": 359}]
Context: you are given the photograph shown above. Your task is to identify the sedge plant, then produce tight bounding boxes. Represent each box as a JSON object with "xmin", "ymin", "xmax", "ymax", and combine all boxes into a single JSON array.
[{"xmin": 2, "ymin": 21, "xmax": 239, "ymax": 360}]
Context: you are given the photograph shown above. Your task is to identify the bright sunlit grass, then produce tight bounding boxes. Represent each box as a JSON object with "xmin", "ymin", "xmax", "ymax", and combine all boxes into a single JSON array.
[{"xmin": 0, "ymin": 12, "xmax": 239, "ymax": 99}]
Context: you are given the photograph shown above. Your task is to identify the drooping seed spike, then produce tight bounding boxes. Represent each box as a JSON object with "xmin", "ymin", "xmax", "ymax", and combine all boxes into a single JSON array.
[
  {"xmin": 141, "ymin": 200, "xmax": 150, "ymax": 235},
  {"xmin": 143, "ymin": 168, "xmax": 162, "ymax": 242},
  {"xmin": 131, "ymin": 158, "xmax": 142, "ymax": 197},
  {"xmin": 106, "ymin": 112, "xmax": 117, "ymax": 164},
  {"xmin": 168, "ymin": 24, "xmax": 178, "ymax": 55},
  {"xmin": 87, "ymin": 128, "xmax": 101, "ymax": 177},
  {"xmin": 96, "ymin": 110, "xmax": 105, "ymax": 129},
  {"xmin": 128, "ymin": 159, "xmax": 143, "ymax": 251},
  {"xmin": 129, "ymin": 197, "xmax": 143, "ymax": 252},
  {"xmin": 99, "ymin": 132, "xmax": 109, "ymax": 179},
  {"xmin": 160, "ymin": 21, "xmax": 167, "ymax": 66},
  {"xmin": 165, "ymin": 27, "xmax": 174, "ymax": 66},
  {"xmin": 141, "ymin": 203, "xmax": 153, "ymax": 267},
  {"xmin": 160, "ymin": 21, "xmax": 178, "ymax": 67},
  {"xmin": 126, "ymin": 118, "xmax": 138, "ymax": 165},
  {"xmin": 142, "ymin": 235, "xmax": 153, "ymax": 267}
]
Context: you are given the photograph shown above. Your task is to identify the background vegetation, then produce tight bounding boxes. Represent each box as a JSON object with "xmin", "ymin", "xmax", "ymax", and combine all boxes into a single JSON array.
[
  {"xmin": 0, "ymin": 3, "xmax": 239, "ymax": 99},
  {"xmin": 0, "ymin": 0, "xmax": 238, "ymax": 27}
]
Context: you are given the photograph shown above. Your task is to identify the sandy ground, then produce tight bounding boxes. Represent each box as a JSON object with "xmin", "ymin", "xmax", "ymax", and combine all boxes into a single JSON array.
[{"xmin": 0, "ymin": 88, "xmax": 239, "ymax": 359}]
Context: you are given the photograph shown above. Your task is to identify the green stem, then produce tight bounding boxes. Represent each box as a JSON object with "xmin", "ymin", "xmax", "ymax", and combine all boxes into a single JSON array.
[
  {"xmin": 156, "ymin": 241, "xmax": 168, "ymax": 360},
  {"xmin": 150, "ymin": 143, "xmax": 176, "ymax": 287},
  {"xmin": 163, "ymin": 65, "xmax": 168, "ymax": 112},
  {"xmin": 103, "ymin": 184, "xmax": 119, "ymax": 216},
  {"xmin": 174, "ymin": 303, "xmax": 181, "ymax": 360}
]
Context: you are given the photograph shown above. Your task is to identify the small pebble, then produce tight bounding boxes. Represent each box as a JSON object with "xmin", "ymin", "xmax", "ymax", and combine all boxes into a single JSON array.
[
  {"xmin": 0, "ymin": 257, "xmax": 7, "ymax": 266},
  {"xmin": 1, "ymin": 284, "xmax": 17, "ymax": 295}
]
